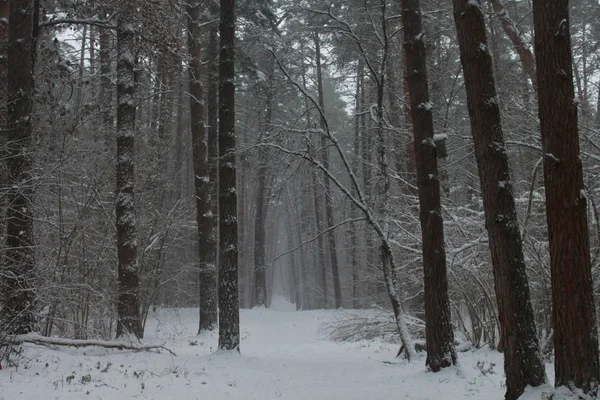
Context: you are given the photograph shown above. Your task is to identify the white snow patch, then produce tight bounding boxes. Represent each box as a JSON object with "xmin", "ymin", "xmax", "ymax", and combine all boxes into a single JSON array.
[{"xmin": 0, "ymin": 307, "xmax": 556, "ymax": 399}]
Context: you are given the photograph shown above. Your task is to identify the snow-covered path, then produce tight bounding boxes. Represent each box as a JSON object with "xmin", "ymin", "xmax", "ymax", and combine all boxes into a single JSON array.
[{"xmin": 0, "ymin": 298, "xmax": 552, "ymax": 399}]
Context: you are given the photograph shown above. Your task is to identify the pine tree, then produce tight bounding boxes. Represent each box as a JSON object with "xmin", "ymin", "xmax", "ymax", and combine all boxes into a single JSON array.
[
  {"xmin": 533, "ymin": 0, "xmax": 599, "ymax": 394},
  {"xmin": 452, "ymin": 1, "xmax": 545, "ymax": 398},
  {"xmin": 218, "ymin": 0, "xmax": 240, "ymax": 351}
]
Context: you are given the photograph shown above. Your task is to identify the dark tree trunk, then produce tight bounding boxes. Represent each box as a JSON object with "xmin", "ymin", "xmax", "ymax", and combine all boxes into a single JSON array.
[
  {"xmin": 253, "ymin": 116, "xmax": 270, "ymax": 307},
  {"xmin": 299, "ymin": 41, "xmax": 326, "ymax": 308},
  {"xmin": 401, "ymin": 0, "xmax": 456, "ymax": 372},
  {"xmin": 314, "ymin": 32, "xmax": 342, "ymax": 309},
  {"xmin": 187, "ymin": 0, "xmax": 217, "ymax": 333},
  {"xmin": 99, "ymin": 17, "xmax": 112, "ymax": 151},
  {"xmin": 1, "ymin": 0, "xmax": 37, "ymax": 335},
  {"xmin": 218, "ymin": 0, "xmax": 239, "ymax": 351},
  {"xmin": 452, "ymin": 2, "xmax": 545, "ymax": 398},
  {"xmin": 173, "ymin": 71, "xmax": 185, "ymax": 201},
  {"xmin": 0, "ymin": 0, "xmax": 8, "ymax": 245},
  {"xmin": 351, "ymin": 61, "xmax": 362, "ymax": 309},
  {"xmin": 533, "ymin": 0, "xmax": 599, "ymax": 395},
  {"xmin": 115, "ymin": 6, "xmax": 141, "ymax": 339},
  {"xmin": 207, "ymin": 26, "xmax": 219, "ymax": 248}
]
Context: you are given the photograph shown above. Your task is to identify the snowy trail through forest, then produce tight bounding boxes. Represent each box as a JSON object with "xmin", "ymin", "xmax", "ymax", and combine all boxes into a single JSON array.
[{"xmin": 0, "ymin": 298, "xmax": 553, "ymax": 399}]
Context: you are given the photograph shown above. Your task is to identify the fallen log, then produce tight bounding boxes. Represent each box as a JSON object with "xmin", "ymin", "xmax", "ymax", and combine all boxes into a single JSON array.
[{"xmin": 5, "ymin": 334, "xmax": 177, "ymax": 356}]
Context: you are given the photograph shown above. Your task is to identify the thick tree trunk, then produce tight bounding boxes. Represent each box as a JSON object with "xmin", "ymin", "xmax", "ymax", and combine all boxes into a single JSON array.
[
  {"xmin": 533, "ymin": 0, "xmax": 599, "ymax": 395},
  {"xmin": 218, "ymin": 0, "xmax": 239, "ymax": 351},
  {"xmin": 207, "ymin": 26, "xmax": 219, "ymax": 249},
  {"xmin": 401, "ymin": 0, "xmax": 456, "ymax": 372},
  {"xmin": 115, "ymin": 6, "xmax": 141, "ymax": 339},
  {"xmin": 2, "ymin": 0, "xmax": 37, "ymax": 335},
  {"xmin": 351, "ymin": 61, "xmax": 362, "ymax": 309},
  {"xmin": 452, "ymin": 2, "xmax": 545, "ymax": 398},
  {"xmin": 314, "ymin": 33, "xmax": 342, "ymax": 309},
  {"xmin": 187, "ymin": 0, "xmax": 217, "ymax": 333}
]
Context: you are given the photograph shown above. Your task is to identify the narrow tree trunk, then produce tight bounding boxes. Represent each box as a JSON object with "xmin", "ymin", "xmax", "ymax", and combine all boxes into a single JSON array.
[
  {"xmin": 2, "ymin": 0, "xmax": 37, "ymax": 335},
  {"xmin": 115, "ymin": 5, "xmax": 141, "ymax": 339},
  {"xmin": 99, "ymin": 18, "xmax": 112, "ymax": 151},
  {"xmin": 452, "ymin": 2, "xmax": 545, "ymax": 398},
  {"xmin": 487, "ymin": 0, "xmax": 537, "ymax": 92},
  {"xmin": 173, "ymin": 72, "xmax": 185, "ymax": 201},
  {"xmin": 401, "ymin": 0, "xmax": 456, "ymax": 372},
  {"xmin": 533, "ymin": 0, "xmax": 599, "ymax": 394},
  {"xmin": 218, "ymin": 0, "xmax": 239, "ymax": 351},
  {"xmin": 314, "ymin": 33, "xmax": 342, "ymax": 309},
  {"xmin": 300, "ymin": 42, "xmax": 327, "ymax": 308},
  {"xmin": 187, "ymin": 0, "xmax": 217, "ymax": 333},
  {"xmin": 253, "ymin": 135, "xmax": 269, "ymax": 307}
]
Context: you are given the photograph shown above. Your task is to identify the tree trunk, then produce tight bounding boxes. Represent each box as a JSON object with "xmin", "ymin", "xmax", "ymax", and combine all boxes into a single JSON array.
[
  {"xmin": 115, "ymin": 5, "xmax": 141, "ymax": 339},
  {"xmin": 99, "ymin": 17, "xmax": 112, "ymax": 151},
  {"xmin": 207, "ymin": 26, "xmax": 219, "ymax": 256},
  {"xmin": 218, "ymin": 0, "xmax": 239, "ymax": 351},
  {"xmin": 351, "ymin": 61, "xmax": 362, "ymax": 309},
  {"xmin": 2, "ymin": 0, "xmax": 37, "ymax": 335},
  {"xmin": 401, "ymin": 0, "xmax": 456, "ymax": 372},
  {"xmin": 314, "ymin": 33, "xmax": 342, "ymax": 309},
  {"xmin": 253, "ymin": 135, "xmax": 269, "ymax": 307},
  {"xmin": 533, "ymin": 0, "xmax": 599, "ymax": 394},
  {"xmin": 487, "ymin": 0, "xmax": 537, "ymax": 92},
  {"xmin": 452, "ymin": 2, "xmax": 545, "ymax": 398},
  {"xmin": 187, "ymin": 0, "xmax": 217, "ymax": 333}
]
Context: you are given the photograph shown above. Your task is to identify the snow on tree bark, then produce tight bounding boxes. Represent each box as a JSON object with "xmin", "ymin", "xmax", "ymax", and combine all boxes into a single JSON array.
[
  {"xmin": 218, "ymin": 0, "xmax": 240, "ymax": 352},
  {"xmin": 452, "ymin": 1, "xmax": 545, "ymax": 398},
  {"xmin": 532, "ymin": 0, "xmax": 600, "ymax": 395},
  {"xmin": 1, "ymin": 0, "xmax": 37, "ymax": 335},
  {"xmin": 401, "ymin": 0, "xmax": 456, "ymax": 372},
  {"xmin": 207, "ymin": 26, "xmax": 219, "ymax": 259},
  {"xmin": 115, "ymin": 6, "xmax": 141, "ymax": 339},
  {"xmin": 187, "ymin": 0, "xmax": 218, "ymax": 333}
]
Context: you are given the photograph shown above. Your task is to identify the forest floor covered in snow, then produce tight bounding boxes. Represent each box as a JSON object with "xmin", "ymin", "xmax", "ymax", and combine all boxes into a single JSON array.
[{"xmin": 0, "ymin": 297, "xmax": 556, "ymax": 399}]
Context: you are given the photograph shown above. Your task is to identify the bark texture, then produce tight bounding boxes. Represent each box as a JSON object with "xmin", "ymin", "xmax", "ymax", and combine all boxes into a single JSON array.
[
  {"xmin": 2, "ymin": 0, "xmax": 37, "ymax": 335},
  {"xmin": 218, "ymin": 0, "xmax": 240, "ymax": 351},
  {"xmin": 452, "ymin": 2, "xmax": 545, "ymax": 398},
  {"xmin": 533, "ymin": 0, "xmax": 599, "ymax": 394},
  {"xmin": 187, "ymin": 0, "xmax": 217, "ymax": 333},
  {"xmin": 401, "ymin": 0, "xmax": 456, "ymax": 372},
  {"xmin": 115, "ymin": 5, "xmax": 142, "ymax": 339}
]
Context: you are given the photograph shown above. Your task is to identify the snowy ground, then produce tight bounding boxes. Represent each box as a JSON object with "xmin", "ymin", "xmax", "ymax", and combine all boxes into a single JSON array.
[{"xmin": 0, "ymin": 297, "xmax": 555, "ymax": 399}]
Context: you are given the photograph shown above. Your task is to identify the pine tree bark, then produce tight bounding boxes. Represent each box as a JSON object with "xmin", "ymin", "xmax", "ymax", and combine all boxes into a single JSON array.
[
  {"xmin": 314, "ymin": 32, "xmax": 342, "ymax": 309},
  {"xmin": 452, "ymin": 2, "xmax": 545, "ymax": 398},
  {"xmin": 187, "ymin": 0, "xmax": 217, "ymax": 333},
  {"xmin": 2, "ymin": 0, "xmax": 37, "ymax": 335},
  {"xmin": 533, "ymin": 0, "xmax": 599, "ymax": 394},
  {"xmin": 207, "ymin": 26, "xmax": 219, "ymax": 247},
  {"xmin": 115, "ymin": 4, "xmax": 141, "ymax": 339},
  {"xmin": 218, "ymin": 0, "xmax": 240, "ymax": 351},
  {"xmin": 401, "ymin": 0, "xmax": 456, "ymax": 372}
]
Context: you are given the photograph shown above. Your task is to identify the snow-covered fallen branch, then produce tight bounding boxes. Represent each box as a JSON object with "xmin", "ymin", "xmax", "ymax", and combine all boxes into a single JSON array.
[{"xmin": 5, "ymin": 334, "xmax": 177, "ymax": 356}]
